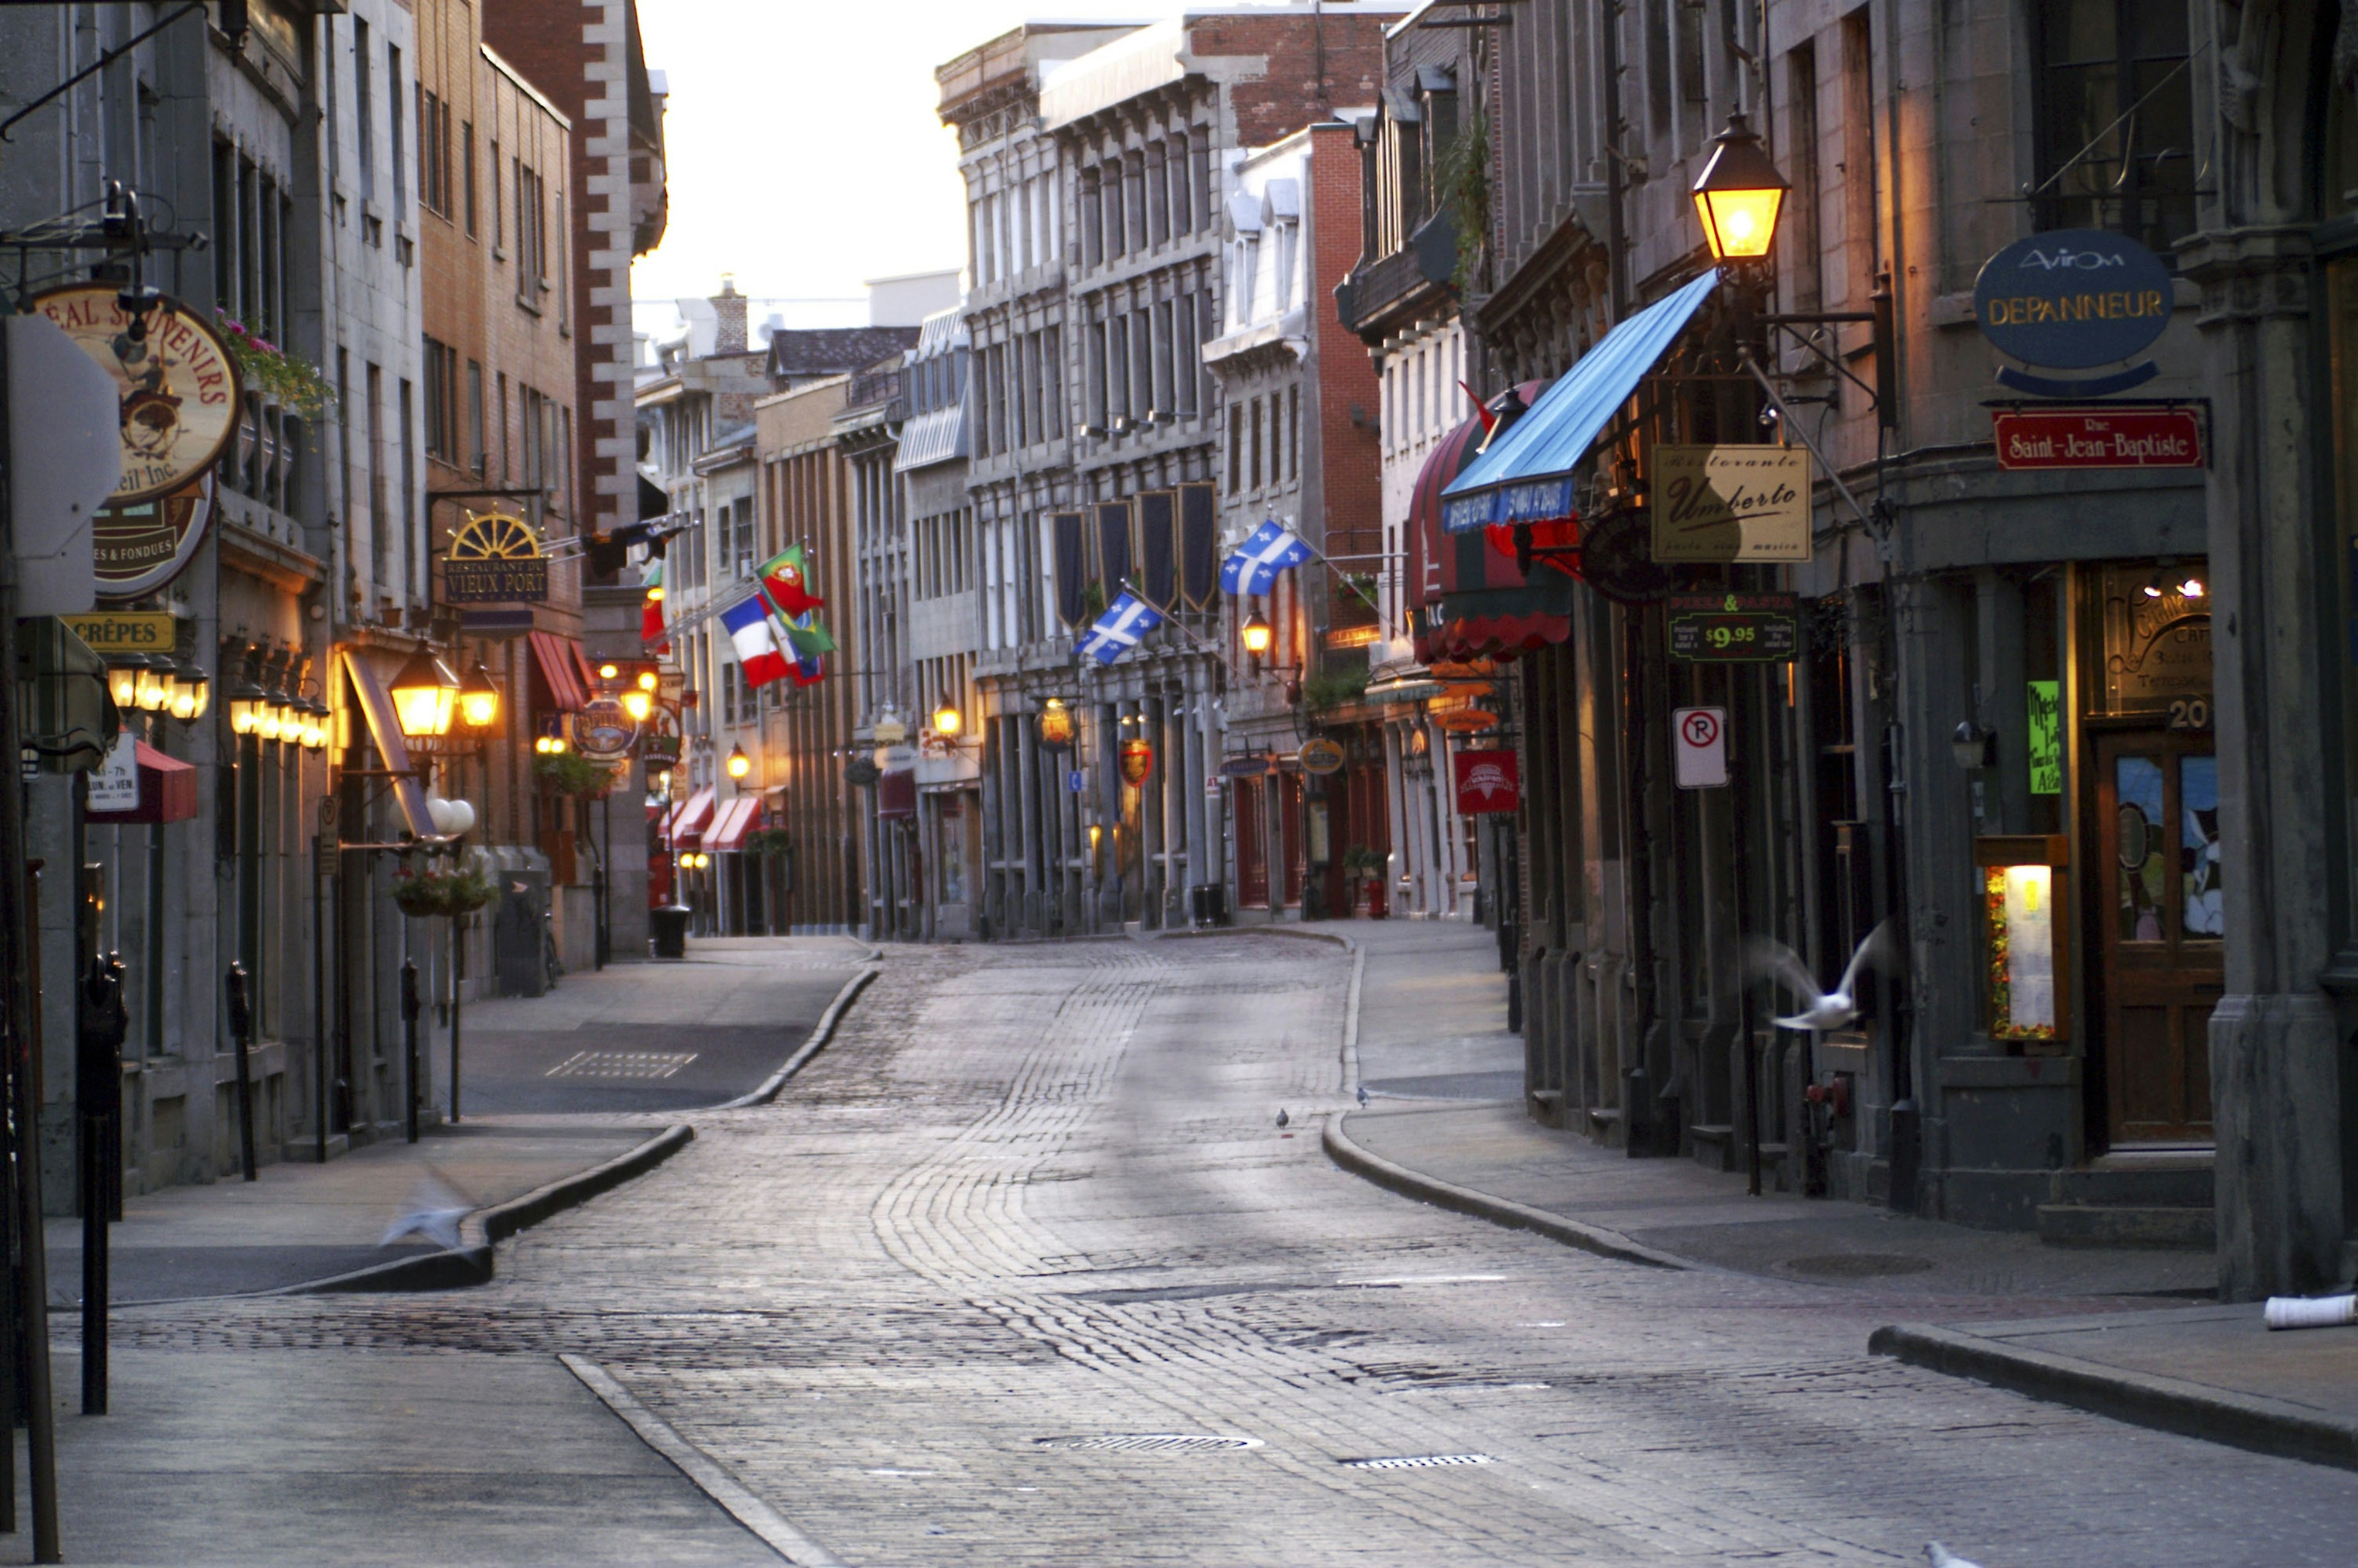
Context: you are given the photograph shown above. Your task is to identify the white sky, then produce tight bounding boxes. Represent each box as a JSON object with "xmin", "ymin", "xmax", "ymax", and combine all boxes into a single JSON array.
[{"xmin": 629, "ymin": 2, "xmax": 1194, "ymax": 309}]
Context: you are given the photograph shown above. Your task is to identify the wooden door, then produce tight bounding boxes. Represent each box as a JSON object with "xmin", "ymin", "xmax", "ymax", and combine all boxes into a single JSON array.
[
  {"xmin": 1280, "ymin": 772, "xmax": 1304, "ymax": 907},
  {"xmin": 1235, "ymin": 778, "xmax": 1268, "ymax": 909},
  {"xmin": 2094, "ymin": 731, "xmax": 2222, "ymax": 1145}
]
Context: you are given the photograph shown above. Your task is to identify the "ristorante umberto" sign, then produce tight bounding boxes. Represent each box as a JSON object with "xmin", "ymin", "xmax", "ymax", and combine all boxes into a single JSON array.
[{"xmin": 1650, "ymin": 444, "xmax": 1812, "ymax": 562}]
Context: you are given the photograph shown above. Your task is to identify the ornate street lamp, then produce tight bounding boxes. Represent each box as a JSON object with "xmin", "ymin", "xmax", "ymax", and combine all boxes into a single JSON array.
[
  {"xmin": 227, "ymin": 673, "xmax": 268, "ymax": 737},
  {"xmin": 133, "ymin": 656, "xmax": 171, "ymax": 715},
  {"xmin": 169, "ymin": 659, "xmax": 209, "ymax": 722},
  {"xmin": 389, "ymin": 649, "xmax": 461, "ymax": 745},
  {"xmin": 105, "ymin": 654, "xmax": 145, "ymax": 712},
  {"xmin": 1691, "ymin": 112, "xmax": 1789, "ymax": 264},
  {"xmin": 1240, "ymin": 612, "xmax": 1274, "ymax": 658},
  {"xmin": 457, "ymin": 661, "xmax": 501, "ymax": 732},
  {"xmin": 621, "ymin": 688, "xmax": 653, "ymax": 723},
  {"xmin": 933, "ymin": 701, "xmax": 963, "ymax": 738},
  {"xmin": 726, "ymin": 743, "xmax": 751, "ymax": 780}
]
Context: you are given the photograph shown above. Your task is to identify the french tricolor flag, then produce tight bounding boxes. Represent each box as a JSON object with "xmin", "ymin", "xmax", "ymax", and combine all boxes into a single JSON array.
[{"xmin": 720, "ymin": 596, "xmax": 792, "ymax": 688}]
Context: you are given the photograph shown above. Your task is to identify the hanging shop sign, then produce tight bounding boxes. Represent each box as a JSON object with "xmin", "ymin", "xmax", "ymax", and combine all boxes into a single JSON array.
[
  {"xmin": 1992, "ymin": 407, "xmax": 2203, "ymax": 470},
  {"xmin": 1649, "ymin": 445, "xmax": 1811, "ymax": 563},
  {"xmin": 1973, "ymin": 229, "xmax": 2173, "ymax": 371},
  {"xmin": 1432, "ymin": 707, "xmax": 1500, "ymax": 733},
  {"xmin": 30, "ymin": 285, "xmax": 240, "ymax": 506},
  {"xmin": 60, "ymin": 609, "xmax": 174, "ymax": 658},
  {"xmin": 1452, "ymin": 748, "xmax": 1519, "ymax": 815},
  {"xmin": 442, "ymin": 511, "xmax": 550, "ymax": 603},
  {"xmin": 1219, "ymin": 754, "xmax": 1270, "ymax": 778},
  {"xmin": 1118, "ymin": 737, "xmax": 1155, "ymax": 786},
  {"xmin": 87, "ymin": 732, "xmax": 139, "ymax": 812},
  {"xmin": 570, "ymin": 698, "xmax": 637, "ymax": 763},
  {"xmin": 1666, "ymin": 592, "xmax": 1800, "ymax": 663},
  {"xmin": 1672, "ymin": 705, "xmax": 1729, "ymax": 790},
  {"xmin": 1297, "ymin": 737, "xmax": 1345, "ymax": 776},
  {"xmin": 93, "ymin": 474, "xmax": 214, "ymax": 599},
  {"xmin": 639, "ymin": 731, "xmax": 682, "ymax": 767}
]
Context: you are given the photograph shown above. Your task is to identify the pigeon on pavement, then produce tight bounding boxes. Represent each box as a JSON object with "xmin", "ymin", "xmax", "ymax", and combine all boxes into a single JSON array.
[
  {"xmin": 1745, "ymin": 919, "xmax": 1899, "ymax": 1032},
  {"xmin": 382, "ymin": 1170, "xmax": 475, "ymax": 1252},
  {"xmin": 1356, "ymin": 1084, "xmax": 1369, "ymax": 1107},
  {"xmin": 1275, "ymin": 1108, "xmax": 1290, "ymax": 1129}
]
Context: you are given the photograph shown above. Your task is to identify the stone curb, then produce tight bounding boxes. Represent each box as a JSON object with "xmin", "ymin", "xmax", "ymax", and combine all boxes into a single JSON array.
[
  {"xmin": 1321, "ymin": 1113, "xmax": 1694, "ymax": 1272},
  {"xmin": 283, "ymin": 1122, "xmax": 696, "ymax": 1294},
  {"xmin": 717, "ymin": 966, "xmax": 880, "ymax": 1110},
  {"xmin": 562, "ymin": 1354, "xmax": 847, "ymax": 1565},
  {"xmin": 1869, "ymin": 1320, "xmax": 2358, "ymax": 1473}
]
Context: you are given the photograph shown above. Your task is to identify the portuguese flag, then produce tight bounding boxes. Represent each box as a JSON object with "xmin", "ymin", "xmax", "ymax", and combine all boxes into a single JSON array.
[{"xmin": 759, "ymin": 544, "xmax": 823, "ymax": 616}]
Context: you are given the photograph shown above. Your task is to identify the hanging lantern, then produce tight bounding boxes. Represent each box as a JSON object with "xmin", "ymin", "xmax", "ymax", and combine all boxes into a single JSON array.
[
  {"xmin": 388, "ymin": 649, "xmax": 461, "ymax": 742},
  {"xmin": 1119, "ymin": 737, "xmax": 1154, "ymax": 786},
  {"xmin": 1037, "ymin": 697, "xmax": 1075, "ymax": 749},
  {"xmin": 457, "ymin": 661, "xmax": 502, "ymax": 731},
  {"xmin": 1691, "ymin": 112, "xmax": 1789, "ymax": 263},
  {"xmin": 106, "ymin": 656, "xmax": 144, "ymax": 712}
]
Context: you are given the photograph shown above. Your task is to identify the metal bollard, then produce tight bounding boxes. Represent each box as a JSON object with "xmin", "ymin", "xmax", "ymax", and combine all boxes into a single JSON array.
[
  {"xmin": 77, "ymin": 952, "xmax": 126, "ymax": 1415},
  {"xmin": 224, "ymin": 963, "xmax": 257, "ymax": 1182},
  {"xmin": 400, "ymin": 958, "xmax": 421, "ymax": 1144}
]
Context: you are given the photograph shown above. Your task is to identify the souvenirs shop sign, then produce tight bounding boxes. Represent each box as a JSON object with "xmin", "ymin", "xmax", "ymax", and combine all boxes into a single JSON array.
[
  {"xmin": 1650, "ymin": 444, "xmax": 1811, "ymax": 563},
  {"xmin": 33, "ymin": 285, "xmax": 239, "ymax": 506},
  {"xmin": 95, "ymin": 475, "xmax": 214, "ymax": 599},
  {"xmin": 1993, "ymin": 407, "xmax": 2203, "ymax": 470}
]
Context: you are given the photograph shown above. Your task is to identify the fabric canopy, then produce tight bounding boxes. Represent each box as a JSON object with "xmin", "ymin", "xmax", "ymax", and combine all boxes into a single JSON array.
[
  {"xmin": 1411, "ymin": 389, "xmax": 1575, "ymax": 664},
  {"xmin": 1441, "ymin": 269, "xmax": 1721, "ymax": 533},
  {"xmin": 664, "ymin": 785, "xmax": 715, "ymax": 847},
  {"xmin": 340, "ymin": 650, "xmax": 437, "ymax": 839},
  {"xmin": 527, "ymin": 630, "xmax": 593, "ymax": 712},
  {"xmin": 84, "ymin": 740, "xmax": 198, "ymax": 826},
  {"xmin": 706, "ymin": 796, "xmax": 761, "ymax": 853}
]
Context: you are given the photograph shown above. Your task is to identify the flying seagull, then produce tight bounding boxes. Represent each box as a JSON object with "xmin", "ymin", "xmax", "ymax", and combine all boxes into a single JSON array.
[
  {"xmin": 1275, "ymin": 1108, "xmax": 1290, "ymax": 1129},
  {"xmin": 1926, "ymin": 1545, "xmax": 1984, "ymax": 1568},
  {"xmin": 382, "ymin": 1170, "xmax": 476, "ymax": 1252},
  {"xmin": 1743, "ymin": 920, "xmax": 1899, "ymax": 1033}
]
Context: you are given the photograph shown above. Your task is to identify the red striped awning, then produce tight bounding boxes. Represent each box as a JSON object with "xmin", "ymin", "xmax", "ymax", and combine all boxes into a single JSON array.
[
  {"xmin": 706, "ymin": 795, "xmax": 761, "ymax": 853},
  {"xmin": 664, "ymin": 786, "xmax": 715, "ymax": 847},
  {"xmin": 527, "ymin": 631, "xmax": 592, "ymax": 712}
]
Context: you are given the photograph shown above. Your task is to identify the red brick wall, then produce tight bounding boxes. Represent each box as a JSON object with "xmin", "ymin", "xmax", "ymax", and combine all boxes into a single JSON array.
[
  {"xmin": 1188, "ymin": 10, "xmax": 1395, "ymax": 150},
  {"xmin": 1309, "ymin": 122, "xmax": 1383, "ymax": 564},
  {"xmin": 483, "ymin": 0, "xmax": 623, "ymax": 538}
]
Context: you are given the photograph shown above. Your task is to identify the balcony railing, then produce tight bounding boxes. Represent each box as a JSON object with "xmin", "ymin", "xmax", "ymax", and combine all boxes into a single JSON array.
[{"xmin": 1335, "ymin": 208, "xmax": 1458, "ymax": 335}]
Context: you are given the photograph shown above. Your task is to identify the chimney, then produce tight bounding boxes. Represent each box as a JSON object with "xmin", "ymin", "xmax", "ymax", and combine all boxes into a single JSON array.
[{"xmin": 712, "ymin": 274, "xmax": 747, "ymax": 355}]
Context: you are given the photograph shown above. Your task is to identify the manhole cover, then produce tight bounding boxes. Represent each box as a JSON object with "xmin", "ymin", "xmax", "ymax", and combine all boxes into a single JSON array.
[
  {"xmin": 1034, "ymin": 1434, "xmax": 1262, "ymax": 1454},
  {"xmin": 1778, "ymin": 1252, "xmax": 1937, "ymax": 1279},
  {"xmin": 1344, "ymin": 1453, "xmax": 1494, "ymax": 1470},
  {"xmin": 546, "ymin": 1050, "xmax": 699, "ymax": 1079}
]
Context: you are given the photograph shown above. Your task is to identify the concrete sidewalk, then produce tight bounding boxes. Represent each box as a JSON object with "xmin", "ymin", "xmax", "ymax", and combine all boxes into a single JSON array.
[
  {"xmin": 49, "ymin": 1120, "xmax": 678, "ymax": 1303},
  {"xmin": 1313, "ymin": 915, "xmax": 2358, "ymax": 1472}
]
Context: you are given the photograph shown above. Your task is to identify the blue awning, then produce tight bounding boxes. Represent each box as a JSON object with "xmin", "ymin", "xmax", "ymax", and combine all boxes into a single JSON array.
[{"xmin": 1441, "ymin": 270, "xmax": 1722, "ymax": 533}]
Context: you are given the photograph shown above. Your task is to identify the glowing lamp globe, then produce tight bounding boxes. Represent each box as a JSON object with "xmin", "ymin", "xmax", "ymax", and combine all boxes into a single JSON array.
[
  {"xmin": 389, "ymin": 650, "xmax": 461, "ymax": 742},
  {"xmin": 1691, "ymin": 113, "xmax": 1789, "ymax": 263},
  {"xmin": 1241, "ymin": 612, "xmax": 1274, "ymax": 657},
  {"xmin": 457, "ymin": 662, "xmax": 501, "ymax": 731},
  {"xmin": 726, "ymin": 743, "xmax": 752, "ymax": 781},
  {"xmin": 933, "ymin": 702, "xmax": 963, "ymax": 738}
]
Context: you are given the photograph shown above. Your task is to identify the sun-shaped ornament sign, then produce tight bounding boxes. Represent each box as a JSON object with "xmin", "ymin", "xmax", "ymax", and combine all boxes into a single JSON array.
[
  {"xmin": 443, "ymin": 510, "xmax": 550, "ymax": 602},
  {"xmin": 31, "ymin": 285, "xmax": 240, "ymax": 506}
]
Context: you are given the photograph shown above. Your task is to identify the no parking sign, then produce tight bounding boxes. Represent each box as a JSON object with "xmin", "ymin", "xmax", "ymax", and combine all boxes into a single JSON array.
[{"xmin": 1673, "ymin": 707, "xmax": 1727, "ymax": 789}]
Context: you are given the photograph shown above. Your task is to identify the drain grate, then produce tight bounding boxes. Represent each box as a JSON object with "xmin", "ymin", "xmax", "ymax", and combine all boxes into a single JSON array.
[
  {"xmin": 546, "ymin": 1050, "xmax": 699, "ymax": 1080},
  {"xmin": 1345, "ymin": 1453, "xmax": 1495, "ymax": 1470},
  {"xmin": 1035, "ymin": 1434, "xmax": 1262, "ymax": 1454}
]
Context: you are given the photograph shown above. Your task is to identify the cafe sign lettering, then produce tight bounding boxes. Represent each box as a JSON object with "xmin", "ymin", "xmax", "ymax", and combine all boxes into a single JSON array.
[
  {"xmin": 442, "ymin": 510, "xmax": 550, "ymax": 603},
  {"xmin": 93, "ymin": 475, "xmax": 214, "ymax": 599},
  {"xmin": 31, "ymin": 285, "xmax": 240, "ymax": 506},
  {"xmin": 1650, "ymin": 444, "xmax": 1811, "ymax": 563}
]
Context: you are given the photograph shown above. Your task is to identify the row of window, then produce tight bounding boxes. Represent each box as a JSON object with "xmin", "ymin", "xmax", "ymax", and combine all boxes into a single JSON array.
[
  {"xmin": 1226, "ymin": 387, "xmax": 1302, "ymax": 497},
  {"xmin": 973, "ymin": 171, "xmax": 1057, "ymax": 288},
  {"xmin": 914, "ymin": 507, "xmax": 973, "ymax": 602},
  {"xmin": 1082, "ymin": 291, "xmax": 1211, "ymax": 430},
  {"xmin": 421, "ymin": 333, "xmax": 570, "ymax": 506},
  {"xmin": 1078, "ymin": 131, "xmax": 1213, "ymax": 270},
  {"xmin": 971, "ymin": 328, "xmax": 1064, "ymax": 458}
]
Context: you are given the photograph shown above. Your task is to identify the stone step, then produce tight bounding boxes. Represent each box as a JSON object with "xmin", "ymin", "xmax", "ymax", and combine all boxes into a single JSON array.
[{"xmin": 2036, "ymin": 1202, "xmax": 2216, "ymax": 1251}]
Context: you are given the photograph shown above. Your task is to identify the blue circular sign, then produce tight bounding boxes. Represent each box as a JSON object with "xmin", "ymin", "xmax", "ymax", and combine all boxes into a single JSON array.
[{"xmin": 1972, "ymin": 228, "xmax": 2174, "ymax": 370}]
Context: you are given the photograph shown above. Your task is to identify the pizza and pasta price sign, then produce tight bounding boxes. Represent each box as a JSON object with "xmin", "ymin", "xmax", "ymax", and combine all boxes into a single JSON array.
[{"xmin": 1666, "ymin": 592, "xmax": 1800, "ymax": 664}]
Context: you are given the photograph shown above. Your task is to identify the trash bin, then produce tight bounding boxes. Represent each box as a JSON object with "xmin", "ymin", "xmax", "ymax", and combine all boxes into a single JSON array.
[{"xmin": 650, "ymin": 903, "xmax": 691, "ymax": 960}]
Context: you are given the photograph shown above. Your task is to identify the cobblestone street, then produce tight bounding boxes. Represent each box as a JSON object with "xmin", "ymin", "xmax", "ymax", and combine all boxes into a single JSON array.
[{"xmin": 100, "ymin": 936, "xmax": 2358, "ymax": 1564}]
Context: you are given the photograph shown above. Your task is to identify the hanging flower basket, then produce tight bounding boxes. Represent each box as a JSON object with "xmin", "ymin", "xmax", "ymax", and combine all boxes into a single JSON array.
[
  {"xmin": 214, "ymin": 312, "xmax": 335, "ymax": 418},
  {"xmin": 393, "ymin": 867, "xmax": 496, "ymax": 919},
  {"xmin": 533, "ymin": 751, "xmax": 621, "ymax": 799}
]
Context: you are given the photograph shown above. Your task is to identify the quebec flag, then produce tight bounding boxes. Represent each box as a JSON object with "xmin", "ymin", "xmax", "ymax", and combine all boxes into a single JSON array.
[
  {"xmin": 1220, "ymin": 519, "xmax": 1313, "ymax": 597},
  {"xmin": 1077, "ymin": 591, "xmax": 1165, "ymax": 665}
]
